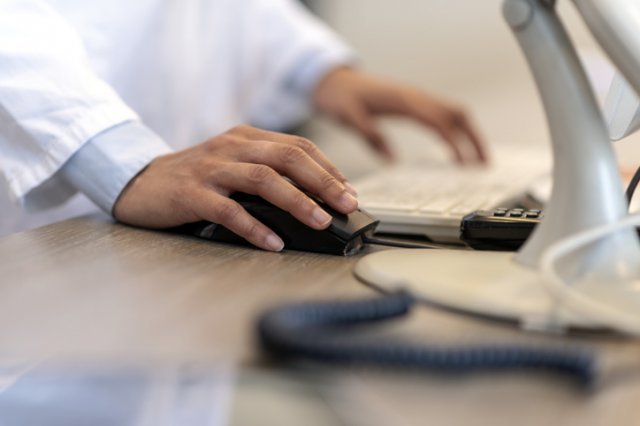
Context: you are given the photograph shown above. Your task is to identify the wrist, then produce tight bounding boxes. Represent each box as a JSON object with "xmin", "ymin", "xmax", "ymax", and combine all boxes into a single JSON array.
[{"xmin": 312, "ymin": 66, "xmax": 357, "ymax": 114}]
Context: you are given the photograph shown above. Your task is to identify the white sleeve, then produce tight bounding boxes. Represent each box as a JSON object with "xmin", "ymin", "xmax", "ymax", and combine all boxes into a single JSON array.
[
  {"xmin": 243, "ymin": 0, "xmax": 356, "ymax": 130},
  {"xmin": 54, "ymin": 121, "xmax": 173, "ymax": 214},
  {"xmin": 0, "ymin": 0, "xmax": 139, "ymax": 208}
]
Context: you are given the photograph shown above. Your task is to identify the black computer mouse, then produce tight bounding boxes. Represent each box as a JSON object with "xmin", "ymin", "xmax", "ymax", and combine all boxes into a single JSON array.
[{"xmin": 174, "ymin": 192, "xmax": 380, "ymax": 256}]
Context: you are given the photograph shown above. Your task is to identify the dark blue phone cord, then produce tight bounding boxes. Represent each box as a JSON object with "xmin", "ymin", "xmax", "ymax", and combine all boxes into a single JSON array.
[{"xmin": 257, "ymin": 291, "xmax": 596, "ymax": 387}]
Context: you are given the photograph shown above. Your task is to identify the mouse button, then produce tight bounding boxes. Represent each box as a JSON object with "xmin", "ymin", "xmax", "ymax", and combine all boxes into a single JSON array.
[
  {"xmin": 284, "ymin": 230, "xmax": 348, "ymax": 255},
  {"xmin": 328, "ymin": 209, "xmax": 380, "ymax": 240},
  {"xmin": 208, "ymin": 224, "xmax": 249, "ymax": 246},
  {"xmin": 230, "ymin": 192, "xmax": 261, "ymax": 203},
  {"xmin": 241, "ymin": 201, "xmax": 282, "ymax": 218}
]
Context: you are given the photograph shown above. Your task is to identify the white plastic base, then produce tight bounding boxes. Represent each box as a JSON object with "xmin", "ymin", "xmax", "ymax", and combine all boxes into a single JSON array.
[{"xmin": 354, "ymin": 249, "xmax": 640, "ymax": 331}]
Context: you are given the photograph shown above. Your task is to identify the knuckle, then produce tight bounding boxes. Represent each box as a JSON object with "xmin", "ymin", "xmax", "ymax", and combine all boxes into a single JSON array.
[
  {"xmin": 439, "ymin": 111, "xmax": 456, "ymax": 125},
  {"xmin": 319, "ymin": 172, "xmax": 340, "ymax": 191},
  {"xmin": 223, "ymin": 134, "xmax": 244, "ymax": 149},
  {"xmin": 207, "ymin": 162, "xmax": 233, "ymax": 184},
  {"xmin": 324, "ymin": 163, "xmax": 341, "ymax": 175},
  {"xmin": 215, "ymin": 201, "xmax": 243, "ymax": 223},
  {"xmin": 203, "ymin": 136, "xmax": 222, "ymax": 151},
  {"xmin": 292, "ymin": 191, "xmax": 311, "ymax": 208},
  {"xmin": 206, "ymin": 134, "xmax": 237, "ymax": 151},
  {"xmin": 229, "ymin": 124, "xmax": 251, "ymax": 135},
  {"xmin": 449, "ymin": 106, "xmax": 467, "ymax": 123},
  {"xmin": 293, "ymin": 137, "xmax": 316, "ymax": 152},
  {"xmin": 278, "ymin": 145, "xmax": 307, "ymax": 164},
  {"xmin": 454, "ymin": 106, "xmax": 467, "ymax": 116},
  {"xmin": 243, "ymin": 222, "xmax": 263, "ymax": 240},
  {"xmin": 436, "ymin": 119, "xmax": 455, "ymax": 136},
  {"xmin": 247, "ymin": 164, "xmax": 276, "ymax": 184},
  {"xmin": 202, "ymin": 156, "xmax": 225, "ymax": 171}
]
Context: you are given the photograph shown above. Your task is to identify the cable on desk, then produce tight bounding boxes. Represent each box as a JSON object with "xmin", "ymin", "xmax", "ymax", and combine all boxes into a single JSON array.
[
  {"xmin": 257, "ymin": 291, "xmax": 596, "ymax": 388},
  {"xmin": 361, "ymin": 236, "xmax": 441, "ymax": 249}
]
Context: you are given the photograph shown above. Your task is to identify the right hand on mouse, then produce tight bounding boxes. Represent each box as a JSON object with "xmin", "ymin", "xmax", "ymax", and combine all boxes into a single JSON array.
[{"xmin": 112, "ymin": 125, "xmax": 359, "ymax": 252}]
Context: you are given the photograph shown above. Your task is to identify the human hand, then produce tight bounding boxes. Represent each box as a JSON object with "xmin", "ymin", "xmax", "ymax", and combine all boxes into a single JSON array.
[
  {"xmin": 313, "ymin": 68, "xmax": 487, "ymax": 163},
  {"xmin": 113, "ymin": 125, "xmax": 359, "ymax": 252}
]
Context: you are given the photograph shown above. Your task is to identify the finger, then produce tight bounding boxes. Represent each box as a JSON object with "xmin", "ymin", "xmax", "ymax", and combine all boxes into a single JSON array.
[
  {"xmin": 455, "ymin": 113, "xmax": 488, "ymax": 163},
  {"xmin": 231, "ymin": 125, "xmax": 354, "ymax": 191},
  {"xmin": 433, "ymin": 122, "xmax": 466, "ymax": 165},
  {"xmin": 234, "ymin": 142, "xmax": 359, "ymax": 214},
  {"xmin": 342, "ymin": 102, "xmax": 395, "ymax": 160},
  {"xmin": 404, "ymin": 101, "xmax": 468, "ymax": 164},
  {"xmin": 194, "ymin": 190, "xmax": 285, "ymax": 252},
  {"xmin": 212, "ymin": 162, "xmax": 336, "ymax": 230},
  {"xmin": 275, "ymin": 134, "xmax": 359, "ymax": 196}
]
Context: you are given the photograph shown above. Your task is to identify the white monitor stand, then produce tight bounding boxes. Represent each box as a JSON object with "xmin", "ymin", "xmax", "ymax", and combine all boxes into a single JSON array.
[
  {"xmin": 354, "ymin": 0, "xmax": 640, "ymax": 331},
  {"xmin": 605, "ymin": 71, "xmax": 640, "ymax": 141}
]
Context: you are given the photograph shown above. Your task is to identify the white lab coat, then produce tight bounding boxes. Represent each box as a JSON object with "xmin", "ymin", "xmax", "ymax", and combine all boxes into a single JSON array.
[{"xmin": 0, "ymin": 0, "xmax": 352, "ymax": 236}]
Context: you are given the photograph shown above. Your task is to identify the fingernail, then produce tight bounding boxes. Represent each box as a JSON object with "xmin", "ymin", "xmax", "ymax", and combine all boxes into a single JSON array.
[
  {"xmin": 344, "ymin": 182, "xmax": 358, "ymax": 196},
  {"xmin": 339, "ymin": 191, "xmax": 358, "ymax": 211},
  {"xmin": 312, "ymin": 206, "xmax": 332, "ymax": 228},
  {"xmin": 265, "ymin": 234, "xmax": 284, "ymax": 252}
]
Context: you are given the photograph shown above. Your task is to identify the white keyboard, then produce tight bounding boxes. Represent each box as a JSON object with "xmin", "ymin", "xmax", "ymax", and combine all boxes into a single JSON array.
[{"xmin": 354, "ymin": 149, "xmax": 550, "ymax": 242}]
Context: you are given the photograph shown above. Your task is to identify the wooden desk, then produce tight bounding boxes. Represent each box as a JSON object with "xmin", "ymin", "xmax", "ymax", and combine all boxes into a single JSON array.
[{"xmin": 1, "ymin": 214, "xmax": 640, "ymax": 425}]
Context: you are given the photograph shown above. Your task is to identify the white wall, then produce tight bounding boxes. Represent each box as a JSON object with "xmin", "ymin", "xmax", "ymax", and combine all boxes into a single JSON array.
[{"xmin": 306, "ymin": 1, "xmax": 640, "ymax": 177}]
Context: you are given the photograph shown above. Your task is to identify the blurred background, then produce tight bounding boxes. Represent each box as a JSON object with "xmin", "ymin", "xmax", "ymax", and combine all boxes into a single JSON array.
[
  {"xmin": 300, "ymin": 0, "xmax": 640, "ymax": 179},
  {"xmin": 3, "ymin": 0, "xmax": 639, "ymax": 237}
]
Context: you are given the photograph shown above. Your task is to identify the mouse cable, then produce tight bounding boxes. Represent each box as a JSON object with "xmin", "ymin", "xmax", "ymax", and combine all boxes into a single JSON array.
[
  {"xmin": 539, "ymin": 212, "xmax": 640, "ymax": 336},
  {"xmin": 532, "ymin": 161, "xmax": 640, "ymax": 334},
  {"xmin": 626, "ymin": 162, "xmax": 640, "ymax": 205},
  {"xmin": 257, "ymin": 291, "xmax": 595, "ymax": 388},
  {"xmin": 361, "ymin": 236, "xmax": 442, "ymax": 249}
]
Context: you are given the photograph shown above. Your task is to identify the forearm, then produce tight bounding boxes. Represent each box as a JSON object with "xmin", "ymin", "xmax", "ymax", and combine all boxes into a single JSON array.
[
  {"xmin": 0, "ymin": 0, "xmax": 141, "ymax": 208},
  {"xmin": 243, "ymin": 0, "xmax": 356, "ymax": 130}
]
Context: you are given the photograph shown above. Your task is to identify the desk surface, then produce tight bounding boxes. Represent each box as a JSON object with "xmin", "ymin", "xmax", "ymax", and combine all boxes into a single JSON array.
[{"xmin": 2, "ymin": 214, "xmax": 640, "ymax": 425}]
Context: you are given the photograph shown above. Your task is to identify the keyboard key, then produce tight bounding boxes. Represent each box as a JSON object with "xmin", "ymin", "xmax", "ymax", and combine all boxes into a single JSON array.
[
  {"xmin": 418, "ymin": 197, "xmax": 460, "ymax": 214},
  {"xmin": 353, "ymin": 146, "xmax": 550, "ymax": 242}
]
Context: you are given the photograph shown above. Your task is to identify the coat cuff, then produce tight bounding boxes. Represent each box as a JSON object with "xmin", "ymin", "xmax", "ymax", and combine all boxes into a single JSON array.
[{"xmin": 56, "ymin": 121, "xmax": 173, "ymax": 214}]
